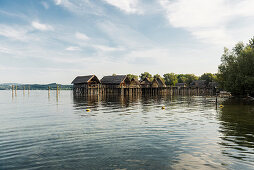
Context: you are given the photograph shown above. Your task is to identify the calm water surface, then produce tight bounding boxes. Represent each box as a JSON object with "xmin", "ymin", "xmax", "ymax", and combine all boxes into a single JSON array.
[{"xmin": 0, "ymin": 90, "xmax": 254, "ymax": 169}]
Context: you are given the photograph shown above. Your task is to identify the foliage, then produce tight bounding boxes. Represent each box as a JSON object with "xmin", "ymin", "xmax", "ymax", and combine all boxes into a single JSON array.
[
  {"xmin": 199, "ymin": 73, "xmax": 217, "ymax": 86},
  {"xmin": 218, "ymin": 37, "xmax": 254, "ymax": 96},
  {"xmin": 127, "ymin": 74, "xmax": 138, "ymax": 80},
  {"xmin": 140, "ymin": 72, "xmax": 153, "ymax": 81},
  {"xmin": 112, "ymin": 73, "xmax": 117, "ymax": 76},
  {"xmin": 163, "ymin": 73, "xmax": 178, "ymax": 86},
  {"xmin": 177, "ymin": 74, "xmax": 198, "ymax": 85}
]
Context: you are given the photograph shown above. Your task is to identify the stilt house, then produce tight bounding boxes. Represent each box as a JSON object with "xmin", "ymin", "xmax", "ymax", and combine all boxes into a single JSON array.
[
  {"xmin": 191, "ymin": 80, "xmax": 206, "ymax": 88},
  {"xmin": 72, "ymin": 75, "xmax": 100, "ymax": 93},
  {"xmin": 175, "ymin": 83, "xmax": 187, "ymax": 87},
  {"xmin": 151, "ymin": 77, "xmax": 166, "ymax": 88},
  {"xmin": 140, "ymin": 77, "xmax": 152, "ymax": 88},
  {"xmin": 129, "ymin": 78, "xmax": 140, "ymax": 88},
  {"xmin": 100, "ymin": 75, "xmax": 131, "ymax": 88}
]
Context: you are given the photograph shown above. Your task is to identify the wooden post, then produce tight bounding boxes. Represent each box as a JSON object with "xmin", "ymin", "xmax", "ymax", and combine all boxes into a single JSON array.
[
  {"xmin": 15, "ymin": 85, "xmax": 17, "ymax": 96},
  {"xmin": 56, "ymin": 84, "xmax": 58, "ymax": 96},
  {"xmin": 12, "ymin": 85, "xmax": 14, "ymax": 97}
]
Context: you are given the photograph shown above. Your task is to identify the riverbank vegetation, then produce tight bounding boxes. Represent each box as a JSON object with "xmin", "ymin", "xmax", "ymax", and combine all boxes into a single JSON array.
[{"xmin": 217, "ymin": 37, "xmax": 254, "ymax": 96}]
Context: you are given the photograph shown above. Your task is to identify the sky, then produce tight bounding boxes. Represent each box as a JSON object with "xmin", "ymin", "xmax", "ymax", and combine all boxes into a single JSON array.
[{"xmin": 0, "ymin": 0, "xmax": 254, "ymax": 84}]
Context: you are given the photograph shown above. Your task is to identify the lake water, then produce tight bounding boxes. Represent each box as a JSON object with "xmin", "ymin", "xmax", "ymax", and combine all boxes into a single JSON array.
[{"xmin": 0, "ymin": 90, "xmax": 254, "ymax": 169}]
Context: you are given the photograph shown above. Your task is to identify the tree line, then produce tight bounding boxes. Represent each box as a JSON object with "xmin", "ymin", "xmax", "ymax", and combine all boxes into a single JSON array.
[{"xmin": 126, "ymin": 72, "xmax": 217, "ymax": 86}]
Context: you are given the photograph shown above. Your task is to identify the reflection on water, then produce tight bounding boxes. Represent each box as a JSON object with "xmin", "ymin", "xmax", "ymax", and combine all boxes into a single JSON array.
[
  {"xmin": 0, "ymin": 91, "xmax": 254, "ymax": 169},
  {"xmin": 218, "ymin": 99, "xmax": 254, "ymax": 167}
]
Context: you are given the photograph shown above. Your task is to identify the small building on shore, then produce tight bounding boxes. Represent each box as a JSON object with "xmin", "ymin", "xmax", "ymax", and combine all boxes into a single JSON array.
[
  {"xmin": 140, "ymin": 77, "xmax": 152, "ymax": 88},
  {"xmin": 191, "ymin": 80, "xmax": 206, "ymax": 88},
  {"xmin": 100, "ymin": 75, "xmax": 131, "ymax": 88},
  {"xmin": 72, "ymin": 75, "xmax": 101, "ymax": 93},
  {"xmin": 175, "ymin": 83, "xmax": 187, "ymax": 87}
]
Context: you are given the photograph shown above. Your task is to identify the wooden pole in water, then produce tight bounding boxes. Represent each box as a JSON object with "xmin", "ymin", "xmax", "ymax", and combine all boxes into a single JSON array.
[
  {"xmin": 23, "ymin": 85, "xmax": 25, "ymax": 95},
  {"xmin": 15, "ymin": 85, "xmax": 17, "ymax": 96},
  {"xmin": 12, "ymin": 85, "xmax": 14, "ymax": 97}
]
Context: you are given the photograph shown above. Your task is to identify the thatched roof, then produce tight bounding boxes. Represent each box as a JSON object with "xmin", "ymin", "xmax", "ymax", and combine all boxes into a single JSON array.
[
  {"xmin": 72, "ymin": 75, "xmax": 95, "ymax": 84},
  {"xmin": 131, "ymin": 78, "xmax": 140, "ymax": 85},
  {"xmin": 156, "ymin": 77, "xmax": 166, "ymax": 87},
  {"xmin": 101, "ymin": 75, "xmax": 129, "ymax": 85},
  {"xmin": 140, "ymin": 77, "xmax": 151, "ymax": 85}
]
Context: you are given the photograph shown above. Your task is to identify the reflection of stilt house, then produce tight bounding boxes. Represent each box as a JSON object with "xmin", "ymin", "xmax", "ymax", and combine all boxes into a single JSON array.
[
  {"xmin": 140, "ymin": 77, "xmax": 152, "ymax": 88},
  {"xmin": 72, "ymin": 75, "xmax": 101, "ymax": 94}
]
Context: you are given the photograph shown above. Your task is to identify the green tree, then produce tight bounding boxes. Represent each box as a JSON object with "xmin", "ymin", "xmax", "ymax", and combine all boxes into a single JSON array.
[
  {"xmin": 177, "ymin": 74, "xmax": 198, "ymax": 85},
  {"xmin": 199, "ymin": 73, "xmax": 216, "ymax": 86},
  {"xmin": 177, "ymin": 74, "xmax": 187, "ymax": 83},
  {"xmin": 218, "ymin": 37, "xmax": 254, "ymax": 96},
  {"xmin": 163, "ymin": 73, "xmax": 178, "ymax": 86},
  {"xmin": 140, "ymin": 72, "xmax": 152, "ymax": 81},
  {"xmin": 127, "ymin": 74, "xmax": 138, "ymax": 80}
]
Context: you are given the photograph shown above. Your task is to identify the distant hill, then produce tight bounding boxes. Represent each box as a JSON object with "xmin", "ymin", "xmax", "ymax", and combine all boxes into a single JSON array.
[{"xmin": 0, "ymin": 83, "xmax": 72, "ymax": 90}]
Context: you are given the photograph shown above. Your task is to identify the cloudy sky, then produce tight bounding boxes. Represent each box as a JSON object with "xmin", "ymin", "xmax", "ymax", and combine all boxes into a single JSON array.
[{"xmin": 0, "ymin": 0, "xmax": 254, "ymax": 84}]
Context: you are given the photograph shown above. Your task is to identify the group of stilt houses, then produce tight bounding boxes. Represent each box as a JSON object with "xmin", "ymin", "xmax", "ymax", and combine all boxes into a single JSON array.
[{"xmin": 72, "ymin": 75, "xmax": 216, "ymax": 96}]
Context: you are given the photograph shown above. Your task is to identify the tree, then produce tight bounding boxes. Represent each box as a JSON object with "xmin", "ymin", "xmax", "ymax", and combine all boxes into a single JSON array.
[
  {"xmin": 112, "ymin": 73, "xmax": 117, "ymax": 76},
  {"xmin": 140, "ymin": 72, "xmax": 152, "ymax": 81},
  {"xmin": 127, "ymin": 74, "xmax": 138, "ymax": 80},
  {"xmin": 177, "ymin": 74, "xmax": 198, "ymax": 85},
  {"xmin": 163, "ymin": 73, "xmax": 178, "ymax": 86},
  {"xmin": 218, "ymin": 37, "xmax": 254, "ymax": 96},
  {"xmin": 177, "ymin": 74, "xmax": 187, "ymax": 83},
  {"xmin": 199, "ymin": 73, "xmax": 216, "ymax": 86}
]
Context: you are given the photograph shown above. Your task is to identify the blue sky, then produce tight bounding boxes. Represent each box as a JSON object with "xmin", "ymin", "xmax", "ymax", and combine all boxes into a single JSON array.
[{"xmin": 0, "ymin": 0, "xmax": 254, "ymax": 84}]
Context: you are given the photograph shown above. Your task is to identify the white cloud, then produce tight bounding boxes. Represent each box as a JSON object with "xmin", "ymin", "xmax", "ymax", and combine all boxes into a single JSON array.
[
  {"xmin": 65, "ymin": 46, "xmax": 81, "ymax": 51},
  {"xmin": 54, "ymin": 0, "xmax": 62, "ymax": 5},
  {"xmin": 92, "ymin": 44, "xmax": 124, "ymax": 52},
  {"xmin": 159, "ymin": 0, "xmax": 254, "ymax": 46},
  {"xmin": 75, "ymin": 32, "xmax": 89, "ymax": 41},
  {"xmin": 32, "ymin": 21, "xmax": 54, "ymax": 31},
  {"xmin": 0, "ymin": 24, "xmax": 28, "ymax": 41},
  {"xmin": 103, "ymin": 0, "xmax": 142, "ymax": 14},
  {"xmin": 0, "ymin": 47, "xmax": 11, "ymax": 54},
  {"xmin": 97, "ymin": 21, "xmax": 154, "ymax": 49},
  {"xmin": 53, "ymin": 0, "xmax": 103, "ymax": 16},
  {"xmin": 41, "ymin": 1, "xmax": 49, "ymax": 9}
]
